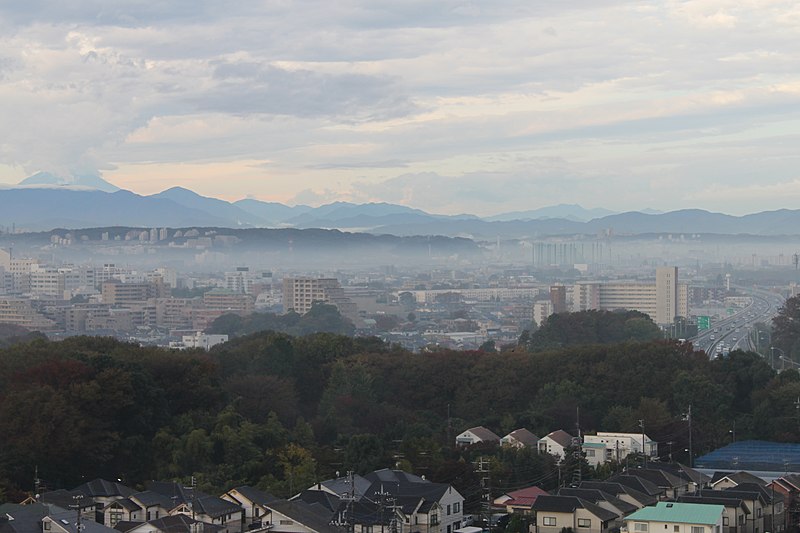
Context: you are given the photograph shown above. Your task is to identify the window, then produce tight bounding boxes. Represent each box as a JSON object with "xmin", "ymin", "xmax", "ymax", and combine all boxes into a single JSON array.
[
  {"xmin": 255, "ymin": 509, "xmax": 260, "ymax": 518},
  {"xmin": 691, "ymin": 527, "xmax": 704, "ymax": 533},
  {"xmin": 453, "ymin": 503, "xmax": 460, "ymax": 514},
  {"xmin": 454, "ymin": 523, "xmax": 461, "ymax": 530},
  {"xmin": 431, "ymin": 514, "xmax": 439, "ymax": 525},
  {"xmin": 447, "ymin": 526, "xmax": 452, "ymax": 533},
  {"xmin": 44, "ymin": 522, "xmax": 51, "ymax": 531},
  {"xmin": 723, "ymin": 517, "xmax": 729, "ymax": 526},
  {"xmin": 447, "ymin": 505, "xmax": 451, "ymax": 516},
  {"xmin": 543, "ymin": 517, "xmax": 557, "ymax": 527},
  {"xmin": 674, "ymin": 527, "xmax": 679, "ymax": 532},
  {"xmin": 634, "ymin": 523, "xmax": 649, "ymax": 532},
  {"xmin": 578, "ymin": 519, "xmax": 591, "ymax": 528},
  {"xmin": 279, "ymin": 520, "xmax": 294, "ymax": 525},
  {"xmin": 109, "ymin": 512, "xmax": 123, "ymax": 527},
  {"xmin": 586, "ymin": 449, "xmax": 595, "ymax": 457},
  {"xmin": 757, "ymin": 509, "xmax": 762, "ymax": 518}
]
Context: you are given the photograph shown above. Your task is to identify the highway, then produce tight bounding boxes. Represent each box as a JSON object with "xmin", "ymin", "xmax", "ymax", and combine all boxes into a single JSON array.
[{"xmin": 688, "ymin": 285, "xmax": 785, "ymax": 359}]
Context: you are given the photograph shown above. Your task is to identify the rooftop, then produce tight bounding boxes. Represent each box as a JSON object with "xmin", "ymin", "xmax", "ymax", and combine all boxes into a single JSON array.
[{"xmin": 625, "ymin": 502, "xmax": 724, "ymax": 525}]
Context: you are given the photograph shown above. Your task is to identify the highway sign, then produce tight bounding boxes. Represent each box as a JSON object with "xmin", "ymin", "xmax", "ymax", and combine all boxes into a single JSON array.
[{"xmin": 698, "ymin": 316, "xmax": 710, "ymax": 330}]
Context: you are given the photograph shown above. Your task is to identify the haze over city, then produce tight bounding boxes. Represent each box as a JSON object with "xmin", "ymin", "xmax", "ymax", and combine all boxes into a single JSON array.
[{"xmin": 1, "ymin": 1, "xmax": 799, "ymax": 215}]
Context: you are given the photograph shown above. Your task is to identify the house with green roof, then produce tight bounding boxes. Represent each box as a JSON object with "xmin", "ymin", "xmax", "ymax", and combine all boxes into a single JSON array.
[{"xmin": 624, "ymin": 502, "xmax": 724, "ymax": 533}]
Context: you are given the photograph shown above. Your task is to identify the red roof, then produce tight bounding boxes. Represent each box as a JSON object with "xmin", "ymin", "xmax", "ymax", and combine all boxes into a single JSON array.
[{"xmin": 494, "ymin": 486, "xmax": 548, "ymax": 508}]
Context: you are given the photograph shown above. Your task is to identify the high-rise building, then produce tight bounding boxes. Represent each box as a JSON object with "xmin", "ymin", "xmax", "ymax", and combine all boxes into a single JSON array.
[
  {"xmin": 573, "ymin": 267, "xmax": 688, "ymax": 325},
  {"xmin": 282, "ymin": 277, "xmax": 357, "ymax": 319},
  {"xmin": 550, "ymin": 285, "xmax": 567, "ymax": 314}
]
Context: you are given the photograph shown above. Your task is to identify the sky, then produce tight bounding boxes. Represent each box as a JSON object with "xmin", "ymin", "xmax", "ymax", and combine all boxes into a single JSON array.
[{"xmin": 1, "ymin": 1, "xmax": 800, "ymax": 216}]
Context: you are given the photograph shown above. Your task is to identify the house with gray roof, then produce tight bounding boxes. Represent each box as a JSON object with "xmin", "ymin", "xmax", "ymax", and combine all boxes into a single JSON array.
[
  {"xmin": 578, "ymin": 481, "xmax": 657, "ymax": 509},
  {"xmin": 532, "ymin": 495, "xmax": 619, "ymax": 533},
  {"xmin": 501, "ymin": 429, "xmax": 539, "ymax": 449},
  {"xmin": 537, "ymin": 430, "xmax": 575, "ymax": 460},
  {"xmin": 455, "ymin": 427, "xmax": 500, "ymax": 447},
  {"xmin": 221, "ymin": 486, "xmax": 278, "ymax": 524}
]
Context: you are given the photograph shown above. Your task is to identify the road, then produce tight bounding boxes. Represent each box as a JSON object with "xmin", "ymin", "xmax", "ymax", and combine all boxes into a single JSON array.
[{"xmin": 689, "ymin": 285, "xmax": 785, "ymax": 358}]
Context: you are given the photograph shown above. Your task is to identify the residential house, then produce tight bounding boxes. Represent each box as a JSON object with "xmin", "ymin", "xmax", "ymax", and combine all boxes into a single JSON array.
[
  {"xmin": 578, "ymin": 482, "xmax": 657, "ymax": 510},
  {"xmin": 768, "ymin": 475, "xmax": 799, "ymax": 531},
  {"xmin": 145, "ymin": 482, "xmax": 243, "ymax": 533},
  {"xmin": 492, "ymin": 487, "xmax": 548, "ymax": 515},
  {"xmin": 583, "ymin": 433, "xmax": 657, "ymax": 463},
  {"xmin": 583, "ymin": 443, "xmax": 607, "ymax": 468},
  {"xmin": 455, "ymin": 427, "xmax": 500, "ymax": 447},
  {"xmin": 102, "ymin": 499, "xmax": 144, "ymax": 528},
  {"xmin": 303, "ymin": 469, "xmax": 465, "ymax": 533},
  {"xmin": 644, "ymin": 464, "xmax": 710, "ymax": 493},
  {"xmin": 710, "ymin": 473, "xmax": 766, "ymax": 491},
  {"xmin": 74, "ymin": 479, "xmax": 137, "ymax": 521},
  {"xmin": 264, "ymin": 500, "xmax": 338, "ymax": 533},
  {"xmin": 37, "ymin": 491, "xmax": 97, "ymax": 521},
  {"xmin": 0, "ymin": 503, "xmax": 117, "ymax": 533},
  {"xmin": 221, "ymin": 486, "xmax": 278, "ymax": 524},
  {"xmin": 532, "ymin": 495, "xmax": 619, "ymax": 533},
  {"xmin": 115, "ymin": 515, "xmax": 221, "ymax": 533},
  {"xmin": 675, "ymin": 494, "xmax": 749, "ymax": 533},
  {"xmin": 501, "ymin": 429, "xmax": 539, "ymax": 449},
  {"xmin": 623, "ymin": 502, "xmax": 724, "ymax": 533},
  {"xmin": 622, "ymin": 468, "xmax": 691, "ymax": 499},
  {"xmin": 558, "ymin": 488, "xmax": 638, "ymax": 527},
  {"xmin": 608, "ymin": 475, "xmax": 666, "ymax": 501},
  {"xmin": 538, "ymin": 430, "xmax": 575, "ymax": 460}
]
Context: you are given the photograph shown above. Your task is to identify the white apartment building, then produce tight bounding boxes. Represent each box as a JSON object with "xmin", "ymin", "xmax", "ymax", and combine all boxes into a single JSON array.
[
  {"xmin": 405, "ymin": 287, "xmax": 541, "ymax": 304},
  {"xmin": 583, "ymin": 432, "xmax": 658, "ymax": 463},
  {"xmin": 282, "ymin": 277, "xmax": 357, "ymax": 320},
  {"xmin": 573, "ymin": 267, "xmax": 688, "ymax": 325}
]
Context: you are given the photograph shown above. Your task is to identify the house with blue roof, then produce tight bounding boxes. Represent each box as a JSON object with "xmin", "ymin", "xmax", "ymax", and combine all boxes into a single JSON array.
[{"xmin": 623, "ymin": 502, "xmax": 724, "ymax": 533}]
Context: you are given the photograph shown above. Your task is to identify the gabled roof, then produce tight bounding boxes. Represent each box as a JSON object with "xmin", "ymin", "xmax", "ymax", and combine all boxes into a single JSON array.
[
  {"xmin": 775, "ymin": 473, "xmax": 800, "ymax": 491},
  {"xmin": 192, "ymin": 495, "xmax": 242, "ymax": 519},
  {"xmin": 74, "ymin": 479, "xmax": 136, "ymax": 499},
  {"xmin": 624, "ymin": 468, "xmax": 688, "ymax": 490},
  {"xmin": 493, "ymin": 486, "xmax": 547, "ymax": 508},
  {"xmin": 710, "ymin": 471, "xmax": 766, "ymax": 487},
  {"xmin": 461, "ymin": 426, "xmax": 501, "ymax": 442},
  {"xmin": 103, "ymin": 499, "xmax": 141, "ymax": 512},
  {"xmin": 608, "ymin": 474, "xmax": 663, "ymax": 497},
  {"xmin": 311, "ymin": 474, "xmax": 372, "ymax": 500},
  {"xmin": 225, "ymin": 486, "xmax": 278, "ymax": 507},
  {"xmin": 0, "ymin": 503, "xmax": 50, "ymax": 533},
  {"xmin": 578, "ymin": 481, "xmax": 657, "ymax": 507},
  {"xmin": 266, "ymin": 500, "xmax": 338, "ymax": 533},
  {"xmin": 676, "ymin": 495, "xmax": 750, "ymax": 514},
  {"xmin": 532, "ymin": 496, "xmax": 618, "ymax": 523},
  {"xmin": 145, "ymin": 482, "xmax": 199, "ymax": 506},
  {"xmin": 128, "ymin": 491, "xmax": 174, "ymax": 509},
  {"xmin": 38, "ymin": 490, "xmax": 96, "ymax": 511},
  {"xmin": 625, "ymin": 502, "xmax": 724, "ymax": 525},
  {"xmin": 503, "ymin": 429, "xmax": 538, "ymax": 446},
  {"xmin": 541, "ymin": 430, "xmax": 573, "ymax": 448},
  {"xmin": 364, "ymin": 469, "xmax": 427, "ymax": 485},
  {"xmin": 557, "ymin": 488, "xmax": 637, "ymax": 515},
  {"xmin": 130, "ymin": 514, "xmax": 221, "ymax": 533},
  {"xmin": 290, "ymin": 490, "xmax": 342, "ymax": 514},
  {"xmin": 734, "ymin": 483, "xmax": 782, "ymax": 504},
  {"xmin": 644, "ymin": 463, "xmax": 710, "ymax": 486}
]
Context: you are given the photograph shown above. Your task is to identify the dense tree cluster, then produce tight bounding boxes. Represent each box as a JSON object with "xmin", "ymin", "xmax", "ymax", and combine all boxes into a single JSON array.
[
  {"xmin": 207, "ymin": 302, "xmax": 355, "ymax": 338},
  {"xmin": 0, "ymin": 308, "xmax": 794, "ymax": 509},
  {"xmin": 518, "ymin": 309, "xmax": 662, "ymax": 352}
]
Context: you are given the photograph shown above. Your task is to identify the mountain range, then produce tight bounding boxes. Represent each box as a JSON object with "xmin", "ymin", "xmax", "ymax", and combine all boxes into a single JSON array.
[{"xmin": 2, "ymin": 175, "xmax": 800, "ymax": 238}]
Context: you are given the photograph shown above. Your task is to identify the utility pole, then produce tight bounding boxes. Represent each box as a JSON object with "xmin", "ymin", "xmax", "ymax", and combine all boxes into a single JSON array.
[
  {"xmin": 475, "ymin": 457, "xmax": 491, "ymax": 529},
  {"xmin": 687, "ymin": 405, "xmax": 693, "ymax": 468},
  {"xmin": 572, "ymin": 407, "xmax": 583, "ymax": 485},
  {"xmin": 639, "ymin": 419, "xmax": 646, "ymax": 467},
  {"xmin": 71, "ymin": 494, "xmax": 84, "ymax": 533}
]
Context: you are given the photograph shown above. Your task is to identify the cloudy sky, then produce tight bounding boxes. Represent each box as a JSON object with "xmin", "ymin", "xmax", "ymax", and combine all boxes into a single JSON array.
[{"xmin": 1, "ymin": 1, "xmax": 799, "ymax": 216}]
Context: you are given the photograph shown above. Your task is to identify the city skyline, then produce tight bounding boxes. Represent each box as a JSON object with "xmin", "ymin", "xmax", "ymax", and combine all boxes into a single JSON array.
[{"xmin": 1, "ymin": 1, "xmax": 799, "ymax": 216}]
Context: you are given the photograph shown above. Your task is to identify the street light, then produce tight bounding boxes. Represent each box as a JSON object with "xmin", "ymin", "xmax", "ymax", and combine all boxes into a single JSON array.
[{"xmin": 770, "ymin": 346, "xmax": 785, "ymax": 370}]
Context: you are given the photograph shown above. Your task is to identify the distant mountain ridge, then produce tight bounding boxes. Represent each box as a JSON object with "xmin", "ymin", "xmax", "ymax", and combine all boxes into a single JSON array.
[
  {"xmin": 2, "ymin": 178, "xmax": 800, "ymax": 237},
  {"xmin": 18, "ymin": 171, "xmax": 120, "ymax": 192}
]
